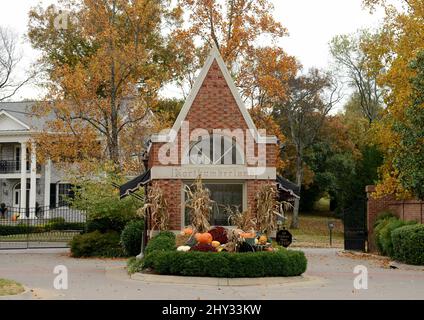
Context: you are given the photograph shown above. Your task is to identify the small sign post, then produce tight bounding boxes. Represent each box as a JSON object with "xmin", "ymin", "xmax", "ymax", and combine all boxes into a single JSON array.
[{"xmin": 276, "ymin": 227, "xmax": 293, "ymax": 248}]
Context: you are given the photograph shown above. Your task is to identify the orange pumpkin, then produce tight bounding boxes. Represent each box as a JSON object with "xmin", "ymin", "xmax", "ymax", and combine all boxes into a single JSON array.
[
  {"xmin": 183, "ymin": 228, "xmax": 193, "ymax": 235},
  {"xmin": 196, "ymin": 232, "xmax": 213, "ymax": 244},
  {"xmin": 240, "ymin": 233, "xmax": 255, "ymax": 239}
]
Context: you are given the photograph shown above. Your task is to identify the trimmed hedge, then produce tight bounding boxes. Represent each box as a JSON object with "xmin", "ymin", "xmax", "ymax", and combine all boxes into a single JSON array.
[
  {"xmin": 144, "ymin": 231, "xmax": 176, "ymax": 255},
  {"xmin": 376, "ymin": 217, "xmax": 416, "ymax": 257},
  {"xmin": 391, "ymin": 224, "xmax": 424, "ymax": 265},
  {"xmin": 143, "ymin": 250, "xmax": 307, "ymax": 278},
  {"xmin": 121, "ymin": 219, "xmax": 144, "ymax": 256},
  {"xmin": 70, "ymin": 231, "xmax": 126, "ymax": 258},
  {"xmin": 0, "ymin": 221, "xmax": 85, "ymax": 236}
]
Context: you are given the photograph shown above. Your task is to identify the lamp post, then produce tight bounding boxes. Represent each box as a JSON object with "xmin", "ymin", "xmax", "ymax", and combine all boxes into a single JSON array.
[{"xmin": 328, "ymin": 221, "xmax": 335, "ymax": 247}]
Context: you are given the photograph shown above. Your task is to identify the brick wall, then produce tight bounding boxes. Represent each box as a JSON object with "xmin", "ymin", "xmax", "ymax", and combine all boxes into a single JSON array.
[
  {"xmin": 151, "ymin": 180, "xmax": 182, "ymax": 231},
  {"xmin": 366, "ymin": 185, "xmax": 424, "ymax": 251}
]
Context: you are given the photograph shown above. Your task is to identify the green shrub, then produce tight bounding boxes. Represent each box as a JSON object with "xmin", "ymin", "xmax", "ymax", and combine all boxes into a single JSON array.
[
  {"xmin": 127, "ymin": 257, "xmax": 144, "ymax": 274},
  {"xmin": 0, "ymin": 225, "xmax": 43, "ymax": 236},
  {"xmin": 379, "ymin": 218, "xmax": 417, "ymax": 257},
  {"xmin": 374, "ymin": 211, "xmax": 396, "ymax": 228},
  {"xmin": 121, "ymin": 219, "xmax": 144, "ymax": 256},
  {"xmin": 374, "ymin": 216, "xmax": 397, "ymax": 253},
  {"xmin": 70, "ymin": 231, "xmax": 126, "ymax": 258},
  {"xmin": 144, "ymin": 232, "xmax": 176, "ymax": 255},
  {"xmin": 142, "ymin": 250, "xmax": 307, "ymax": 278},
  {"xmin": 391, "ymin": 224, "xmax": 424, "ymax": 265}
]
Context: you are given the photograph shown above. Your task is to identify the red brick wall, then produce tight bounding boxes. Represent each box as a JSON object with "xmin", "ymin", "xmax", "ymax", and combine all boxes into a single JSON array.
[
  {"xmin": 366, "ymin": 185, "xmax": 424, "ymax": 251},
  {"xmin": 151, "ymin": 180, "xmax": 182, "ymax": 230}
]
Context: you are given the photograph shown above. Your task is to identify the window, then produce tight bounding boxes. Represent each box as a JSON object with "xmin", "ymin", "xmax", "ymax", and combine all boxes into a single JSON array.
[
  {"xmin": 184, "ymin": 183, "xmax": 244, "ymax": 226},
  {"xmin": 58, "ymin": 184, "xmax": 75, "ymax": 206},
  {"xmin": 186, "ymin": 135, "xmax": 244, "ymax": 165}
]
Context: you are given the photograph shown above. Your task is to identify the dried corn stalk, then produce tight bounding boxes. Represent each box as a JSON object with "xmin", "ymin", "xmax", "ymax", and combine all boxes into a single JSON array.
[
  {"xmin": 226, "ymin": 205, "xmax": 257, "ymax": 233},
  {"xmin": 184, "ymin": 176, "xmax": 213, "ymax": 233},
  {"xmin": 255, "ymin": 184, "xmax": 292, "ymax": 235},
  {"xmin": 138, "ymin": 184, "xmax": 169, "ymax": 238}
]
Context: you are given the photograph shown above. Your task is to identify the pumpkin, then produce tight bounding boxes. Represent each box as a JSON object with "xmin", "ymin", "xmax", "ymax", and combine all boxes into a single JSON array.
[
  {"xmin": 195, "ymin": 232, "xmax": 213, "ymax": 244},
  {"xmin": 240, "ymin": 232, "xmax": 255, "ymax": 239},
  {"xmin": 11, "ymin": 214, "xmax": 18, "ymax": 222},
  {"xmin": 183, "ymin": 228, "xmax": 193, "ymax": 235},
  {"xmin": 177, "ymin": 246, "xmax": 191, "ymax": 252},
  {"xmin": 211, "ymin": 241, "xmax": 220, "ymax": 248}
]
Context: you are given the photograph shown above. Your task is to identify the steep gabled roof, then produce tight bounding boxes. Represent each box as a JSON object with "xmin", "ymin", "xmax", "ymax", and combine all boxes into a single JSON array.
[{"xmin": 151, "ymin": 46, "xmax": 277, "ymax": 144}]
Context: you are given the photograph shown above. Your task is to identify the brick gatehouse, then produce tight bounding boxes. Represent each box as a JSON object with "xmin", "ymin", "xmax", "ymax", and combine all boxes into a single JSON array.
[{"xmin": 121, "ymin": 46, "xmax": 289, "ymax": 232}]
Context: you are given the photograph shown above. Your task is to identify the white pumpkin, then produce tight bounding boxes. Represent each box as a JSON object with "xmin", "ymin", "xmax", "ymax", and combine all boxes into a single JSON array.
[{"xmin": 177, "ymin": 246, "xmax": 191, "ymax": 252}]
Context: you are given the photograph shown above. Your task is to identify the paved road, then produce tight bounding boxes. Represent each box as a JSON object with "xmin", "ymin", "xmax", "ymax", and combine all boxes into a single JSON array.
[{"xmin": 0, "ymin": 248, "xmax": 423, "ymax": 300}]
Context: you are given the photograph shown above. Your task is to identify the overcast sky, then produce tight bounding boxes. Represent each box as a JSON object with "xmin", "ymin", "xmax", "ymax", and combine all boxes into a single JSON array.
[{"xmin": 0, "ymin": 0, "xmax": 385, "ymax": 108}]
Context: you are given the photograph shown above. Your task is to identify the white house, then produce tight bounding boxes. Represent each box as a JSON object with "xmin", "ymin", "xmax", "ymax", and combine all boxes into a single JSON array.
[{"xmin": 0, "ymin": 101, "xmax": 72, "ymax": 218}]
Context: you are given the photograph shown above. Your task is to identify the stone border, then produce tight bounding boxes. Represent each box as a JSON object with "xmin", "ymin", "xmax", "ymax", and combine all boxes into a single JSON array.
[{"xmin": 131, "ymin": 272, "xmax": 323, "ymax": 287}]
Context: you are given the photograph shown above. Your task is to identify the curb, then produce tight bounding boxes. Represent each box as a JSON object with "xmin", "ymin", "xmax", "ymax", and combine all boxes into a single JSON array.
[
  {"xmin": 389, "ymin": 261, "xmax": 424, "ymax": 271},
  {"xmin": 131, "ymin": 272, "xmax": 322, "ymax": 287}
]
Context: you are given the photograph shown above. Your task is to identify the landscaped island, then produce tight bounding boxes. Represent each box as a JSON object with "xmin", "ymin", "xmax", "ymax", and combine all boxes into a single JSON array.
[{"xmin": 128, "ymin": 230, "xmax": 307, "ymax": 278}]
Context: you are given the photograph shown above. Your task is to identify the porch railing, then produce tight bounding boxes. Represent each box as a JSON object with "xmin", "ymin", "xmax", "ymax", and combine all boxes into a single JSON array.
[{"xmin": 0, "ymin": 160, "xmax": 22, "ymax": 173}]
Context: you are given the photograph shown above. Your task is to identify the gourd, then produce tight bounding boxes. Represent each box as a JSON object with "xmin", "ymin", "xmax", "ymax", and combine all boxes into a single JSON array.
[
  {"xmin": 258, "ymin": 235, "xmax": 268, "ymax": 245},
  {"xmin": 195, "ymin": 232, "xmax": 213, "ymax": 244},
  {"xmin": 211, "ymin": 241, "xmax": 220, "ymax": 248}
]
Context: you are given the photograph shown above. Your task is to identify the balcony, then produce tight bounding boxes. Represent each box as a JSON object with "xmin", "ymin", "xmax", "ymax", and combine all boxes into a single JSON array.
[{"xmin": 0, "ymin": 160, "xmax": 29, "ymax": 174}]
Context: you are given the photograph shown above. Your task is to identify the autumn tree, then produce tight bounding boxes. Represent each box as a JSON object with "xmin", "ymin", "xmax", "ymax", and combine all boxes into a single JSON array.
[
  {"xmin": 28, "ymin": 0, "xmax": 177, "ymax": 170},
  {"xmin": 171, "ymin": 0, "xmax": 298, "ymax": 105},
  {"xmin": 0, "ymin": 27, "xmax": 35, "ymax": 101},
  {"xmin": 391, "ymin": 51, "xmax": 424, "ymax": 200},
  {"xmin": 330, "ymin": 30, "xmax": 384, "ymax": 124},
  {"xmin": 362, "ymin": 0, "xmax": 424, "ymax": 198},
  {"xmin": 272, "ymin": 69, "xmax": 341, "ymax": 228}
]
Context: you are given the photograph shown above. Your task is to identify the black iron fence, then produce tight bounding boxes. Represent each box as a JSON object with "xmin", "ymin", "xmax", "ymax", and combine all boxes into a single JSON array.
[{"xmin": 0, "ymin": 206, "xmax": 86, "ymax": 249}]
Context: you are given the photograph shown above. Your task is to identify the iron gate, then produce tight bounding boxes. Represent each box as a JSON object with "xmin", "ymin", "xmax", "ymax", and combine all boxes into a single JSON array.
[
  {"xmin": 343, "ymin": 198, "xmax": 368, "ymax": 252},
  {"xmin": 0, "ymin": 206, "xmax": 86, "ymax": 249}
]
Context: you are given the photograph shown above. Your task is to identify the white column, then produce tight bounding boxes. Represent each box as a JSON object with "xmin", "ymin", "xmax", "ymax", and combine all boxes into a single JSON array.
[
  {"xmin": 44, "ymin": 159, "xmax": 51, "ymax": 218},
  {"xmin": 19, "ymin": 142, "xmax": 27, "ymax": 219},
  {"xmin": 29, "ymin": 142, "xmax": 37, "ymax": 218}
]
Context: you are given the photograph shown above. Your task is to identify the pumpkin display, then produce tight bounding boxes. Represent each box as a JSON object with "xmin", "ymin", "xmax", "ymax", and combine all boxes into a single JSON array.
[
  {"xmin": 195, "ymin": 232, "xmax": 213, "ymax": 244},
  {"xmin": 211, "ymin": 241, "xmax": 221, "ymax": 248}
]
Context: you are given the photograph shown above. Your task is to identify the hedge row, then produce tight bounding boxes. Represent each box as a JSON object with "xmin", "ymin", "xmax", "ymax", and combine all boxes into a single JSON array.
[
  {"xmin": 374, "ymin": 216, "xmax": 416, "ymax": 257},
  {"xmin": 373, "ymin": 212, "xmax": 423, "ymax": 265},
  {"xmin": 391, "ymin": 224, "xmax": 424, "ymax": 265},
  {"xmin": 142, "ymin": 250, "xmax": 307, "ymax": 278},
  {"xmin": 134, "ymin": 232, "xmax": 307, "ymax": 277},
  {"xmin": 0, "ymin": 222, "xmax": 85, "ymax": 236}
]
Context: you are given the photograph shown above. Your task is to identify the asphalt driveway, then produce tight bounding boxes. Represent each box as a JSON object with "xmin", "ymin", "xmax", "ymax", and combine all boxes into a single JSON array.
[{"xmin": 0, "ymin": 248, "xmax": 423, "ymax": 300}]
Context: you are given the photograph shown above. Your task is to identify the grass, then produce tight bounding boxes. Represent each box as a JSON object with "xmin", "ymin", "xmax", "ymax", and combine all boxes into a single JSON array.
[
  {"xmin": 285, "ymin": 212, "xmax": 344, "ymax": 248},
  {"xmin": 0, "ymin": 279, "xmax": 25, "ymax": 296}
]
